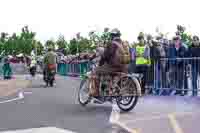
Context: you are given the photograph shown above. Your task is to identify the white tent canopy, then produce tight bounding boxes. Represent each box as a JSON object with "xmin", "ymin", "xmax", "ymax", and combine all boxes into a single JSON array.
[
  {"xmin": 8, "ymin": 55, "xmax": 13, "ymax": 58},
  {"xmin": 16, "ymin": 53, "xmax": 23, "ymax": 57}
]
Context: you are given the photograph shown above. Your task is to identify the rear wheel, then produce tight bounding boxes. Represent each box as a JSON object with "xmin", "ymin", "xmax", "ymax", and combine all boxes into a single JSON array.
[
  {"xmin": 78, "ymin": 79, "xmax": 91, "ymax": 106},
  {"xmin": 116, "ymin": 77, "xmax": 139, "ymax": 112},
  {"xmin": 50, "ymin": 80, "xmax": 54, "ymax": 87}
]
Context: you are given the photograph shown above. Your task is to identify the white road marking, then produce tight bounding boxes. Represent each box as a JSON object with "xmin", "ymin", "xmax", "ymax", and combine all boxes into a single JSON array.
[
  {"xmin": 23, "ymin": 91, "xmax": 33, "ymax": 95},
  {"xmin": 115, "ymin": 121, "xmax": 141, "ymax": 133},
  {"xmin": 115, "ymin": 110, "xmax": 200, "ymax": 132},
  {"xmin": 0, "ymin": 92, "xmax": 24, "ymax": 104},
  {"xmin": 120, "ymin": 111, "xmax": 200, "ymax": 124},
  {"xmin": 168, "ymin": 114, "xmax": 184, "ymax": 133},
  {"xmin": 109, "ymin": 102, "xmax": 120, "ymax": 124},
  {"xmin": 0, "ymin": 127, "xmax": 76, "ymax": 133}
]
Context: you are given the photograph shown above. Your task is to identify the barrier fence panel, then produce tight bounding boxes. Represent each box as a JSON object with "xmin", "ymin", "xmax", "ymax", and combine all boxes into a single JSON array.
[
  {"xmin": 145, "ymin": 64, "xmax": 154, "ymax": 90},
  {"xmin": 67, "ymin": 63, "xmax": 78, "ymax": 76},
  {"xmin": 0, "ymin": 63, "xmax": 3, "ymax": 76},
  {"xmin": 58, "ymin": 58, "xmax": 199, "ymax": 97},
  {"xmin": 153, "ymin": 57, "xmax": 200, "ymax": 96},
  {"xmin": 58, "ymin": 61, "xmax": 91, "ymax": 77},
  {"xmin": 57, "ymin": 63, "xmax": 68, "ymax": 76}
]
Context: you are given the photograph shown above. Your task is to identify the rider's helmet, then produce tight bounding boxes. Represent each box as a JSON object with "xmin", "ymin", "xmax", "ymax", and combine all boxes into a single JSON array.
[
  {"xmin": 110, "ymin": 28, "xmax": 121, "ymax": 41},
  {"xmin": 47, "ymin": 45, "xmax": 53, "ymax": 52}
]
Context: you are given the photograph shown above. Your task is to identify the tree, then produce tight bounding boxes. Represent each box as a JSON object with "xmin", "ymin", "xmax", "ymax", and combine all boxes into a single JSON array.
[
  {"xmin": 19, "ymin": 26, "xmax": 36, "ymax": 55},
  {"xmin": 0, "ymin": 41, "xmax": 3, "ymax": 54},
  {"xmin": 100, "ymin": 27, "xmax": 111, "ymax": 46},
  {"xmin": 89, "ymin": 30, "xmax": 101, "ymax": 46},
  {"xmin": 56, "ymin": 34, "xmax": 69, "ymax": 55},
  {"xmin": 78, "ymin": 37, "xmax": 91, "ymax": 53},
  {"xmin": 68, "ymin": 38, "xmax": 78, "ymax": 55},
  {"xmin": 56, "ymin": 35, "xmax": 66, "ymax": 49},
  {"xmin": 176, "ymin": 25, "xmax": 192, "ymax": 46},
  {"xmin": 34, "ymin": 41, "xmax": 44, "ymax": 55},
  {"xmin": 0, "ymin": 26, "xmax": 40, "ymax": 56},
  {"xmin": 0, "ymin": 32, "xmax": 8, "ymax": 55}
]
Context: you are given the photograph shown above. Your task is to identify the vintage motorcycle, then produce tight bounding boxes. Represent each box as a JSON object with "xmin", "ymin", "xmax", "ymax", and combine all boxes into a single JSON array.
[
  {"xmin": 44, "ymin": 64, "xmax": 56, "ymax": 87},
  {"xmin": 77, "ymin": 62, "xmax": 142, "ymax": 112},
  {"xmin": 29, "ymin": 64, "xmax": 37, "ymax": 77}
]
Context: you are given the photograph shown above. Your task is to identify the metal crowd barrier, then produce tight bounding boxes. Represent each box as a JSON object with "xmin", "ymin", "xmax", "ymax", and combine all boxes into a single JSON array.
[
  {"xmin": 57, "ymin": 58, "xmax": 200, "ymax": 97},
  {"xmin": 57, "ymin": 61, "xmax": 91, "ymax": 77},
  {"xmin": 153, "ymin": 57, "xmax": 200, "ymax": 96},
  {"xmin": 0, "ymin": 63, "xmax": 3, "ymax": 76}
]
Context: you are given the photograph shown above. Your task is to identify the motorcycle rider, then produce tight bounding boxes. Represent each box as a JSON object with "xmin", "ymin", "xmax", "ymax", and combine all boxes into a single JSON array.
[
  {"xmin": 89, "ymin": 28, "xmax": 130, "ymax": 97},
  {"xmin": 43, "ymin": 46, "xmax": 57, "ymax": 86}
]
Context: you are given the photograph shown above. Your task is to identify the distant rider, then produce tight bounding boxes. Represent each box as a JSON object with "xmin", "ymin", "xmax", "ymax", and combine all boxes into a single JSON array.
[{"xmin": 43, "ymin": 46, "xmax": 57, "ymax": 85}]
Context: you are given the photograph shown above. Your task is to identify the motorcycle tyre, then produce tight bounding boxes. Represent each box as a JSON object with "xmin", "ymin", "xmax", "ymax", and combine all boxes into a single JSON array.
[{"xmin": 116, "ymin": 77, "xmax": 139, "ymax": 112}]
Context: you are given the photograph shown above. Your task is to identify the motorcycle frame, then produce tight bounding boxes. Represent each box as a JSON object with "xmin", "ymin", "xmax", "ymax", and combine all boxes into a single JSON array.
[{"xmin": 84, "ymin": 72, "xmax": 142, "ymax": 97}]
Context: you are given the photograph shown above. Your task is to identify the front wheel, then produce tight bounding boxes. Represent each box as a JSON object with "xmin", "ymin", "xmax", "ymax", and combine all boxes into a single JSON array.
[
  {"xmin": 117, "ymin": 96, "xmax": 138, "ymax": 112},
  {"xmin": 78, "ymin": 79, "xmax": 91, "ymax": 106},
  {"xmin": 50, "ymin": 80, "xmax": 54, "ymax": 87},
  {"xmin": 116, "ymin": 77, "xmax": 139, "ymax": 112}
]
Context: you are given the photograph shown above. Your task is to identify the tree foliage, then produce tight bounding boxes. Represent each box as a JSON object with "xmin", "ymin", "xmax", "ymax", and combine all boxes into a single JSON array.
[
  {"xmin": 68, "ymin": 32, "xmax": 97, "ymax": 55},
  {"xmin": 56, "ymin": 34, "xmax": 68, "ymax": 55},
  {"xmin": 0, "ymin": 25, "xmax": 198, "ymax": 57},
  {"xmin": 45, "ymin": 39, "xmax": 56, "ymax": 51},
  {"xmin": 176, "ymin": 25, "xmax": 192, "ymax": 46},
  {"xmin": 0, "ymin": 26, "xmax": 44, "ymax": 56}
]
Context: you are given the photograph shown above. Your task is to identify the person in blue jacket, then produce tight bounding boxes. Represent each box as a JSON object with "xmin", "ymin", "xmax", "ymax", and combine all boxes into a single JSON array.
[
  {"xmin": 174, "ymin": 37, "xmax": 188, "ymax": 95},
  {"xmin": 189, "ymin": 36, "xmax": 200, "ymax": 96}
]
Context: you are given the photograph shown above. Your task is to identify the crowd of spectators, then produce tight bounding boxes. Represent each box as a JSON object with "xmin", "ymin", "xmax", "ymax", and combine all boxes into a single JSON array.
[
  {"xmin": 58, "ymin": 52, "xmax": 96, "ymax": 64},
  {"xmin": 133, "ymin": 34, "xmax": 200, "ymax": 96}
]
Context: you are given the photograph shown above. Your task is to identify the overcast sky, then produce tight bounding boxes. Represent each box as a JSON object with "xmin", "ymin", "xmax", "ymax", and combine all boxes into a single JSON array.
[{"xmin": 0, "ymin": 0, "xmax": 199, "ymax": 43}]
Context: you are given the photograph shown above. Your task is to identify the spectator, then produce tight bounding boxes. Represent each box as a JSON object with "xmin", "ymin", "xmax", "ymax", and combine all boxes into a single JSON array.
[
  {"xmin": 189, "ymin": 35, "xmax": 200, "ymax": 96},
  {"xmin": 174, "ymin": 37, "xmax": 188, "ymax": 95},
  {"xmin": 2, "ymin": 58, "xmax": 12, "ymax": 80},
  {"xmin": 144, "ymin": 35, "xmax": 154, "ymax": 90},
  {"xmin": 166, "ymin": 40, "xmax": 177, "ymax": 92},
  {"xmin": 150, "ymin": 38, "xmax": 167, "ymax": 94},
  {"xmin": 134, "ymin": 33, "xmax": 151, "ymax": 94}
]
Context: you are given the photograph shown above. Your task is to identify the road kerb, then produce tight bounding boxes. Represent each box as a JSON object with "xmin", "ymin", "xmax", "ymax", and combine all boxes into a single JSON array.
[{"xmin": 0, "ymin": 91, "xmax": 24, "ymax": 104}]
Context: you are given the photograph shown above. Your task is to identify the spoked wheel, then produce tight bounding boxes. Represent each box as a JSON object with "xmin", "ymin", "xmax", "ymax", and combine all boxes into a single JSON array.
[
  {"xmin": 78, "ymin": 79, "xmax": 91, "ymax": 106},
  {"xmin": 116, "ymin": 76, "xmax": 139, "ymax": 112},
  {"xmin": 118, "ymin": 96, "xmax": 134, "ymax": 106},
  {"xmin": 50, "ymin": 80, "xmax": 54, "ymax": 87}
]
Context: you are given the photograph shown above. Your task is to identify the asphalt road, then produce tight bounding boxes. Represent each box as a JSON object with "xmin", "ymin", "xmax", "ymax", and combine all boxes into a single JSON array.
[
  {"xmin": 0, "ymin": 75, "xmax": 200, "ymax": 133},
  {"xmin": 118, "ymin": 95, "xmax": 200, "ymax": 133},
  {"xmin": 0, "ymin": 75, "xmax": 117, "ymax": 133}
]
